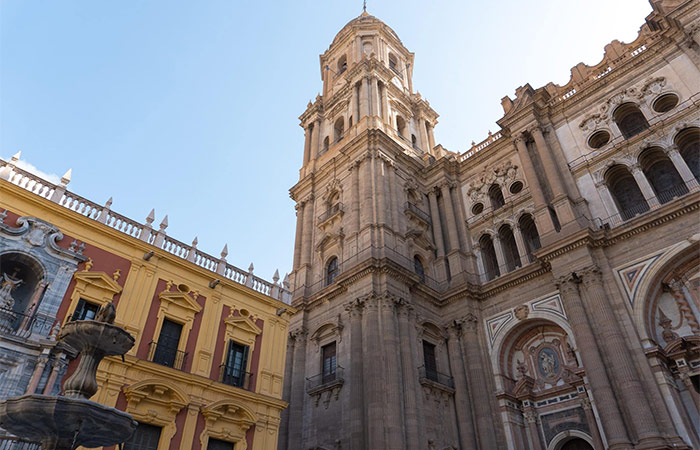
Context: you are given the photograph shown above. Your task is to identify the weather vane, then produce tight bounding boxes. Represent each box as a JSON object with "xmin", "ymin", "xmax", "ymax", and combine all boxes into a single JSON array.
[{"xmin": 363, "ymin": 0, "xmax": 367, "ymax": 13}]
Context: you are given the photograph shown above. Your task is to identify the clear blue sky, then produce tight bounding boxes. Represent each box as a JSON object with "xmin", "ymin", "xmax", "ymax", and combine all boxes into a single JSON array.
[{"xmin": 1, "ymin": 0, "xmax": 652, "ymax": 281}]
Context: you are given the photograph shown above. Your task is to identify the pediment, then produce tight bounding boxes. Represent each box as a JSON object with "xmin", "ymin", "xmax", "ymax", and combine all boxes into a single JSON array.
[
  {"xmin": 159, "ymin": 290, "xmax": 202, "ymax": 314},
  {"xmin": 73, "ymin": 271, "xmax": 122, "ymax": 295},
  {"xmin": 224, "ymin": 315, "xmax": 262, "ymax": 336}
]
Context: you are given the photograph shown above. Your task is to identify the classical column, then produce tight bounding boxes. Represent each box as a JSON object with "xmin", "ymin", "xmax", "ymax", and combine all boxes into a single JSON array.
[
  {"xmin": 555, "ymin": 274, "xmax": 631, "ymax": 449},
  {"xmin": 376, "ymin": 158, "xmax": 387, "ymax": 226},
  {"xmin": 302, "ymin": 125, "xmax": 312, "ymax": 165},
  {"xmin": 667, "ymin": 146, "xmax": 700, "ymax": 192},
  {"xmin": 360, "ymin": 156, "xmax": 374, "ymax": 229},
  {"xmin": 578, "ymin": 266, "xmax": 662, "ymax": 445},
  {"xmin": 512, "ymin": 225, "xmax": 530, "ymax": 265},
  {"xmin": 369, "ymin": 77, "xmax": 381, "ymax": 116},
  {"xmin": 492, "ymin": 234, "xmax": 507, "ymax": 275},
  {"xmin": 293, "ymin": 203, "xmax": 304, "ymax": 268},
  {"xmin": 580, "ymin": 392, "xmax": 605, "ymax": 450},
  {"xmin": 25, "ymin": 353, "xmax": 49, "ymax": 394},
  {"xmin": 531, "ymin": 126, "xmax": 566, "ymax": 198},
  {"xmin": 310, "ymin": 119, "xmax": 320, "ymax": 159},
  {"xmin": 426, "ymin": 123, "xmax": 435, "ymax": 151},
  {"xmin": 300, "ymin": 198, "xmax": 314, "ymax": 267},
  {"xmin": 382, "ymin": 297, "xmax": 405, "ymax": 450},
  {"xmin": 460, "ymin": 314, "xmax": 498, "ymax": 448},
  {"xmin": 359, "ymin": 77, "xmax": 369, "ymax": 120},
  {"xmin": 349, "ymin": 162, "xmax": 361, "ymax": 235},
  {"xmin": 363, "ymin": 295, "xmax": 384, "ymax": 448},
  {"xmin": 523, "ymin": 408, "xmax": 544, "ymax": 450},
  {"xmin": 349, "ymin": 83, "xmax": 358, "ymax": 125},
  {"xmin": 278, "ymin": 334, "xmax": 295, "ymax": 450},
  {"xmin": 419, "ymin": 119, "xmax": 430, "ymax": 153},
  {"xmin": 630, "ymin": 164, "xmax": 660, "ymax": 208},
  {"xmin": 380, "ymin": 82, "xmax": 389, "ymax": 122},
  {"xmin": 440, "ymin": 184, "xmax": 460, "ymax": 253},
  {"xmin": 287, "ymin": 328, "xmax": 307, "ymax": 450},
  {"xmin": 594, "ymin": 180, "xmax": 622, "ymax": 225},
  {"xmin": 389, "ymin": 166, "xmax": 401, "ymax": 233},
  {"xmin": 428, "ymin": 190, "xmax": 446, "ymax": 257},
  {"xmin": 446, "ymin": 323, "xmax": 477, "ymax": 449},
  {"xmin": 398, "ymin": 303, "xmax": 420, "ymax": 450},
  {"xmin": 513, "ymin": 137, "xmax": 555, "ymax": 234},
  {"xmin": 42, "ymin": 353, "xmax": 66, "ymax": 395},
  {"xmin": 345, "ymin": 299, "xmax": 365, "ymax": 449}
]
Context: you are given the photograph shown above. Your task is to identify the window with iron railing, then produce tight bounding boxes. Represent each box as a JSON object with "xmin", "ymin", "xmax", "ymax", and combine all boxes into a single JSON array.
[
  {"xmin": 71, "ymin": 298, "xmax": 99, "ymax": 321},
  {"xmin": 321, "ymin": 342, "xmax": 337, "ymax": 384},
  {"xmin": 149, "ymin": 318, "xmax": 187, "ymax": 370},
  {"xmin": 220, "ymin": 340, "xmax": 250, "ymax": 388}
]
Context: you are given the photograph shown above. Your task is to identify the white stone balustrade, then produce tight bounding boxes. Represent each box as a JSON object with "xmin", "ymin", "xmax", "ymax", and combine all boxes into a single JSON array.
[{"xmin": 0, "ymin": 156, "xmax": 292, "ymax": 304}]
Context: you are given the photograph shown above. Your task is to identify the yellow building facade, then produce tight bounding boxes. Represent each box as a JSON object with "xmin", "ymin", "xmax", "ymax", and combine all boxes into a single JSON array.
[{"xmin": 0, "ymin": 156, "xmax": 295, "ymax": 450}]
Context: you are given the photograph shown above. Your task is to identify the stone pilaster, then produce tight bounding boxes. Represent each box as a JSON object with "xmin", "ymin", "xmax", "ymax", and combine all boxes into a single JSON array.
[
  {"xmin": 25, "ymin": 353, "xmax": 49, "ymax": 394},
  {"xmin": 362, "ymin": 294, "xmax": 384, "ymax": 448},
  {"xmin": 382, "ymin": 296, "xmax": 405, "ymax": 450},
  {"xmin": 580, "ymin": 392, "xmax": 605, "ymax": 450},
  {"xmin": 428, "ymin": 190, "xmax": 445, "ymax": 258},
  {"xmin": 630, "ymin": 164, "xmax": 660, "ymax": 209},
  {"xmin": 344, "ymin": 298, "xmax": 365, "ymax": 449},
  {"xmin": 555, "ymin": 273, "xmax": 631, "ymax": 449},
  {"xmin": 293, "ymin": 203, "xmax": 303, "ymax": 268},
  {"xmin": 513, "ymin": 137, "xmax": 555, "ymax": 235},
  {"xmin": 667, "ymin": 146, "xmax": 700, "ymax": 192},
  {"xmin": 398, "ymin": 302, "xmax": 420, "ymax": 450},
  {"xmin": 523, "ymin": 408, "xmax": 544, "ymax": 450},
  {"xmin": 287, "ymin": 328, "xmax": 307, "ymax": 450},
  {"xmin": 446, "ymin": 322, "xmax": 477, "ymax": 449}
]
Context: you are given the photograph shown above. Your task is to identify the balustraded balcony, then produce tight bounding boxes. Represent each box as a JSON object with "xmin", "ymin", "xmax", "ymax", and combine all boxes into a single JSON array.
[
  {"xmin": 0, "ymin": 306, "xmax": 53, "ymax": 340},
  {"xmin": 418, "ymin": 365, "xmax": 454, "ymax": 389},
  {"xmin": 219, "ymin": 365, "xmax": 253, "ymax": 390}
]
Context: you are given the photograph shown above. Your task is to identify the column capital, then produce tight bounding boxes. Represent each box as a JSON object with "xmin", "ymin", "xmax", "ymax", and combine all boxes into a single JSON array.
[
  {"xmin": 629, "ymin": 163, "xmax": 643, "ymax": 174},
  {"xmin": 460, "ymin": 313, "xmax": 479, "ymax": 332},
  {"xmin": 344, "ymin": 298, "xmax": 366, "ymax": 317},
  {"xmin": 665, "ymin": 145, "xmax": 681, "ymax": 157},
  {"xmin": 577, "ymin": 265, "xmax": 603, "ymax": 288},
  {"xmin": 527, "ymin": 124, "xmax": 545, "ymax": 137},
  {"xmin": 289, "ymin": 327, "xmax": 308, "ymax": 341},
  {"xmin": 523, "ymin": 409, "xmax": 539, "ymax": 424},
  {"xmin": 513, "ymin": 135, "xmax": 527, "ymax": 146},
  {"xmin": 445, "ymin": 320, "xmax": 462, "ymax": 339},
  {"xmin": 580, "ymin": 397, "xmax": 592, "ymax": 410},
  {"xmin": 555, "ymin": 273, "xmax": 580, "ymax": 296}
]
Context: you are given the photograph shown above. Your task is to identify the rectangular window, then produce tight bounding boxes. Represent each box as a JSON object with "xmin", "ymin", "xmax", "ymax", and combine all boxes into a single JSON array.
[
  {"xmin": 72, "ymin": 298, "xmax": 100, "ymax": 321},
  {"xmin": 123, "ymin": 422, "xmax": 161, "ymax": 450},
  {"xmin": 222, "ymin": 341, "xmax": 249, "ymax": 388},
  {"xmin": 321, "ymin": 342, "xmax": 337, "ymax": 384},
  {"xmin": 423, "ymin": 340, "xmax": 438, "ymax": 382},
  {"xmin": 207, "ymin": 438, "xmax": 235, "ymax": 450},
  {"xmin": 152, "ymin": 318, "xmax": 183, "ymax": 368}
]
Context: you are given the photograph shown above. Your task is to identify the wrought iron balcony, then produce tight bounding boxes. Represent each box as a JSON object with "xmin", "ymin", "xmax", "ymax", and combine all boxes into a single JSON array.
[
  {"xmin": 418, "ymin": 366, "xmax": 454, "ymax": 389},
  {"xmin": 318, "ymin": 203, "xmax": 344, "ymax": 224},
  {"xmin": 219, "ymin": 364, "xmax": 253, "ymax": 390},
  {"xmin": 147, "ymin": 341, "xmax": 187, "ymax": 370},
  {"xmin": 306, "ymin": 366, "xmax": 344, "ymax": 393},
  {"xmin": 404, "ymin": 202, "xmax": 431, "ymax": 225},
  {"xmin": 0, "ymin": 306, "xmax": 53, "ymax": 340}
]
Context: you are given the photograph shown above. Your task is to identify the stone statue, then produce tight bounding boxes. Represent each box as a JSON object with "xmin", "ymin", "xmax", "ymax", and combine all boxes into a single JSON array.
[
  {"xmin": 95, "ymin": 302, "xmax": 116, "ymax": 324},
  {"xmin": 540, "ymin": 350, "xmax": 556, "ymax": 376},
  {"xmin": 0, "ymin": 270, "xmax": 23, "ymax": 309}
]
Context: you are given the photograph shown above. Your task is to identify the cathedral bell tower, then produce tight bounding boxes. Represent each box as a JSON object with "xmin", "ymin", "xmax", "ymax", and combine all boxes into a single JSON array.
[{"xmin": 280, "ymin": 11, "xmax": 488, "ymax": 450}]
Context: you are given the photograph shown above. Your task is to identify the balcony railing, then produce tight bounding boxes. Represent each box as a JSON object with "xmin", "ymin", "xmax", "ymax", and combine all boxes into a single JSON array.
[
  {"xmin": 0, "ymin": 435, "xmax": 41, "ymax": 449},
  {"xmin": 656, "ymin": 183, "xmax": 690, "ymax": 205},
  {"xmin": 219, "ymin": 365, "xmax": 253, "ymax": 390},
  {"xmin": 418, "ymin": 366, "xmax": 454, "ymax": 389},
  {"xmin": 306, "ymin": 366, "xmax": 344, "ymax": 392},
  {"xmin": 0, "ymin": 306, "xmax": 53, "ymax": 340},
  {"xmin": 147, "ymin": 341, "xmax": 187, "ymax": 370},
  {"xmin": 318, "ymin": 203, "xmax": 344, "ymax": 224},
  {"xmin": 405, "ymin": 202, "xmax": 431, "ymax": 224}
]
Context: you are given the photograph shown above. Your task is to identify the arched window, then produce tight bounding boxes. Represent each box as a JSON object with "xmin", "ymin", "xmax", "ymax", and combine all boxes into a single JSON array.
[
  {"xmin": 518, "ymin": 214, "xmax": 540, "ymax": 262},
  {"xmin": 479, "ymin": 234, "xmax": 500, "ymax": 281},
  {"xmin": 396, "ymin": 116, "xmax": 406, "ymax": 138},
  {"xmin": 327, "ymin": 191, "xmax": 340, "ymax": 216},
  {"xmin": 388, "ymin": 53, "xmax": 399, "ymax": 75},
  {"xmin": 322, "ymin": 136, "xmax": 330, "ymax": 154},
  {"xmin": 675, "ymin": 127, "xmax": 700, "ymax": 182},
  {"xmin": 334, "ymin": 117, "xmax": 344, "ymax": 143},
  {"xmin": 488, "ymin": 184, "xmax": 505, "ymax": 210},
  {"xmin": 613, "ymin": 103, "xmax": 649, "ymax": 139},
  {"xmin": 326, "ymin": 257, "xmax": 339, "ymax": 286},
  {"xmin": 639, "ymin": 147, "xmax": 688, "ymax": 203},
  {"xmin": 413, "ymin": 256, "xmax": 425, "ymax": 282},
  {"xmin": 605, "ymin": 165, "xmax": 649, "ymax": 220},
  {"xmin": 337, "ymin": 55, "xmax": 347, "ymax": 74},
  {"xmin": 498, "ymin": 225, "xmax": 521, "ymax": 272}
]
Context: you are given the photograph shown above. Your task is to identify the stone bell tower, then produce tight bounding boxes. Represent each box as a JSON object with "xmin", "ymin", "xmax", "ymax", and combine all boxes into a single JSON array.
[{"xmin": 279, "ymin": 11, "xmax": 494, "ymax": 450}]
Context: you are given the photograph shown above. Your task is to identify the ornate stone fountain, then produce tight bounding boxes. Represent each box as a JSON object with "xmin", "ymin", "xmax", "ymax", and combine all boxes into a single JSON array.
[{"xmin": 0, "ymin": 302, "xmax": 137, "ymax": 450}]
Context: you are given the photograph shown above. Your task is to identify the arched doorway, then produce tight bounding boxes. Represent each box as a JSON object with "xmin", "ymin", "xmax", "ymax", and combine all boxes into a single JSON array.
[{"xmin": 559, "ymin": 437, "xmax": 593, "ymax": 450}]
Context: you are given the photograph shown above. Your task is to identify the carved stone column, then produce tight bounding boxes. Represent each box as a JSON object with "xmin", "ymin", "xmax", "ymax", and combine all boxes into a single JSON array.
[
  {"xmin": 287, "ymin": 328, "xmax": 307, "ymax": 450},
  {"xmin": 460, "ymin": 314, "xmax": 497, "ymax": 448},
  {"xmin": 360, "ymin": 155, "xmax": 374, "ymax": 229},
  {"xmin": 345, "ymin": 299, "xmax": 365, "ymax": 449},
  {"xmin": 380, "ymin": 82, "xmax": 389, "ymax": 121},
  {"xmin": 349, "ymin": 82, "xmax": 358, "ymax": 125},
  {"xmin": 577, "ymin": 266, "xmax": 663, "ymax": 446},
  {"xmin": 555, "ymin": 273, "xmax": 631, "ymax": 449},
  {"xmin": 594, "ymin": 180, "xmax": 622, "ymax": 225},
  {"xmin": 310, "ymin": 119, "xmax": 320, "ymax": 159},
  {"xmin": 25, "ymin": 353, "xmax": 49, "ymax": 394},
  {"xmin": 302, "ymin": 126, "xmax": 312, "ymax": 165},
  {"xmin": 382, "ymin": 296, "xmax": 405, "ymax": 450},
  {"xmin": 376, "ymin": 157, "xmax": 387, "ymax": 226},
  {"xmin": 523, "ymin": 408, "xmax": 544, "ymax": 450},
  {"xmin": 389, "ymin": 166, "xmax": 402, "ymax": 234},
  {"xmin": 278, "ymin": 332, "xmax": 295, "ymax": 450},
  {"xmin": 300, "ymin": 198, "xmax": 314, "ymax": 267},
  {"xmin": 630, "ymin": 164, "xmax": 661, "ymax": 209},
  {"xmin": 359, "ymin": 77, "xmax": 369, "ymax": 119},
  {"xmin": 667, "ymin": 146, "xmax": 700, "ymax": 192},
  {"xmin": 348, "ymin": 161, "xmax": 361, "ymax": 236},
  {"xmin": 531, "ymin": 126, "xmax": 566, "ymax": 198},
  {"xmin": 362, "ymin": 295, "xmax": 384, "ymax": 448},
  {"xmin": 513, "ymin": 137, "xmax": 555, "ymax": 234},
  {"xmin": 580, "ymin": 392, "xmax": 605, "ymax": 450},
  {"xmin": 512, "ymin": 225, "xmax": 530, "ymax": 265},
  {"xmin": 428, "ymin": 190, "xmax": 446, "ymax": 258},
  {"xmin": 398, "ymin": 302, "xmax": 420, "ymax": 450},
  {"xmin": 42, "ymin": 353, "xmax": 67, "ymax": 395},
  {"xmin": 446, "ymin": 322, "xmax": 477, "ymax": 449},
  {"xmin": 491, "ymin": 234, "xmax": 507, "ymax": 275},
  {"xmin": 371, "ymin": 77, "xmax": 381, "ymax": 117},
  {"xmin": 293, "ymin": 203, "xmax": 304, "ymax": 268},
  {"xmin": 440, "ymin": 184, "xmax": 460, "ymax": 253}
]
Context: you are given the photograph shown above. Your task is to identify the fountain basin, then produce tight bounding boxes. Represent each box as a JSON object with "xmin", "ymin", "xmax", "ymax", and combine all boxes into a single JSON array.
[
  {"xmin": 0, "ymin": 394, "xmax": 137, "ymax": 449},
  {"xmin": 59, "ymin": 320, "xmax": 135, "ymax": 357}
]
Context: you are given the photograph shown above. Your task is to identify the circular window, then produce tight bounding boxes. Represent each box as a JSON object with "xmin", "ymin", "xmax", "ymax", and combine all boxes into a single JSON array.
[
  {"xmin": 653, "ymin": 93, "xmax": 679, "ymax": 113},
  {"xmin": 588, "ymin": 130, "xmax": 611, "ymax": 149},
  {"xmin": 471, "ymin": 203, "xmax": 484, "ymax": 215},
  {"xmin": 509, "ymin": 181, "xmax": 523, "ymax": 194}
]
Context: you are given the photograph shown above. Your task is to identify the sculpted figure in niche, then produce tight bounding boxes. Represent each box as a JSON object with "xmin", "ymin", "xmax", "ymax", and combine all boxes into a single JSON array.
[
  {"xmin": 537, "ymin": 347, "xmax": 559, "ymax": 378},
  {"xmin": 0, "ymin": 269, "xmax": 23, "ymax": 309}
]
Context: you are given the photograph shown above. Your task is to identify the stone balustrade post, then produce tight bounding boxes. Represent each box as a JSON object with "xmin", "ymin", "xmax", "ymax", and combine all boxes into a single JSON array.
[
  {"xmin": 49, "ymin": 170, "xmax": 71, "ymax": 204},
  {"xmin": 445, "ymin": 322, "xmax": 477, "ymax": 449},
  {"xmin": 97, "ymin": 197, "xmax": 113, "ymax": 224},
  {"xmin": 216, "ymin": 244, "xmax": 228, "ymax": 276},
  {"xmin": 153, "ymin": 215, "xmax": 168, "ymax": 248}
]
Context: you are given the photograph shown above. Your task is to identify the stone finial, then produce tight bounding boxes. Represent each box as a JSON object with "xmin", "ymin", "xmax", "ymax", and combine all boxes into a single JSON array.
[
  {"xmin": 145, "ymin": 209, "xmax": 155, "ymax": 225},
  {"xmin": 273, "ymin": 269, "xmax": 280, "ymax": 284},
  {"xmin": 220, "ymin": 244, "xmax": 228, "ymax": 259},
  {"xmin": 85, "ymin": 258, "xmax": 94, "ymax": 271},
  {"xmin": 283, "ymin": 273, "xmax": 290, "ymax": 289},
  {"xmin": 112, "ymin": 269, "xmax": 121, "ymax": 282},
  {"xmin": 105, "ymin": 197, "xmax": 113, "ymax": 208},
  {"xmin": 159, "ymin": 215, "xmax": 169, "ymax": 230},
  {"xmin": 248, "ymin": 263, "xmax": 254, "ymax": 273},
  {"xmin": 11, "ymin": 151, "xmax": 21, "ymax": 163},
  {"xmin": 191, "ymin": 237, "xmax": 198, "ymax": 247},
  {"xmin": 60, "ymin": 169, "xmax": 72, "ymax": 186}
]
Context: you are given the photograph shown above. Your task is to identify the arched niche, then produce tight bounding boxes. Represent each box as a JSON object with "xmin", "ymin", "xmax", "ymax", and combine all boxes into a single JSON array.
[{"xmin": 199, "ymin": 399, "xmax": 258, "ymax": 450}]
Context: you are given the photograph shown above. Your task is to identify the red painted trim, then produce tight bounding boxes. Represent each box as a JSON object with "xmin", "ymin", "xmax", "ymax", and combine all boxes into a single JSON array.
[
  {"xmin": 245, "ymin": 424, "xmax": 256, "ymax": 449},
  {"xmin": 248, "ymin": 318, "xmax": 264, "ymax": 392},
  {"xmin": 192, "ymin": 412, "xmax": 206, "ymax": 450},
  {"xmin": 209, "ymin": 305, "xmax": 231, "ymax": 380},
  {"xmin": 184, "ymin": 294, "xmax": 206, "ymax": 373},
  {"xmin": 169, "ymin": 407, "xmax": 187, "ymax": 450},
  {"xmin": 136, "ymin": 279, "xmax": 168, "ymax": 359}
]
